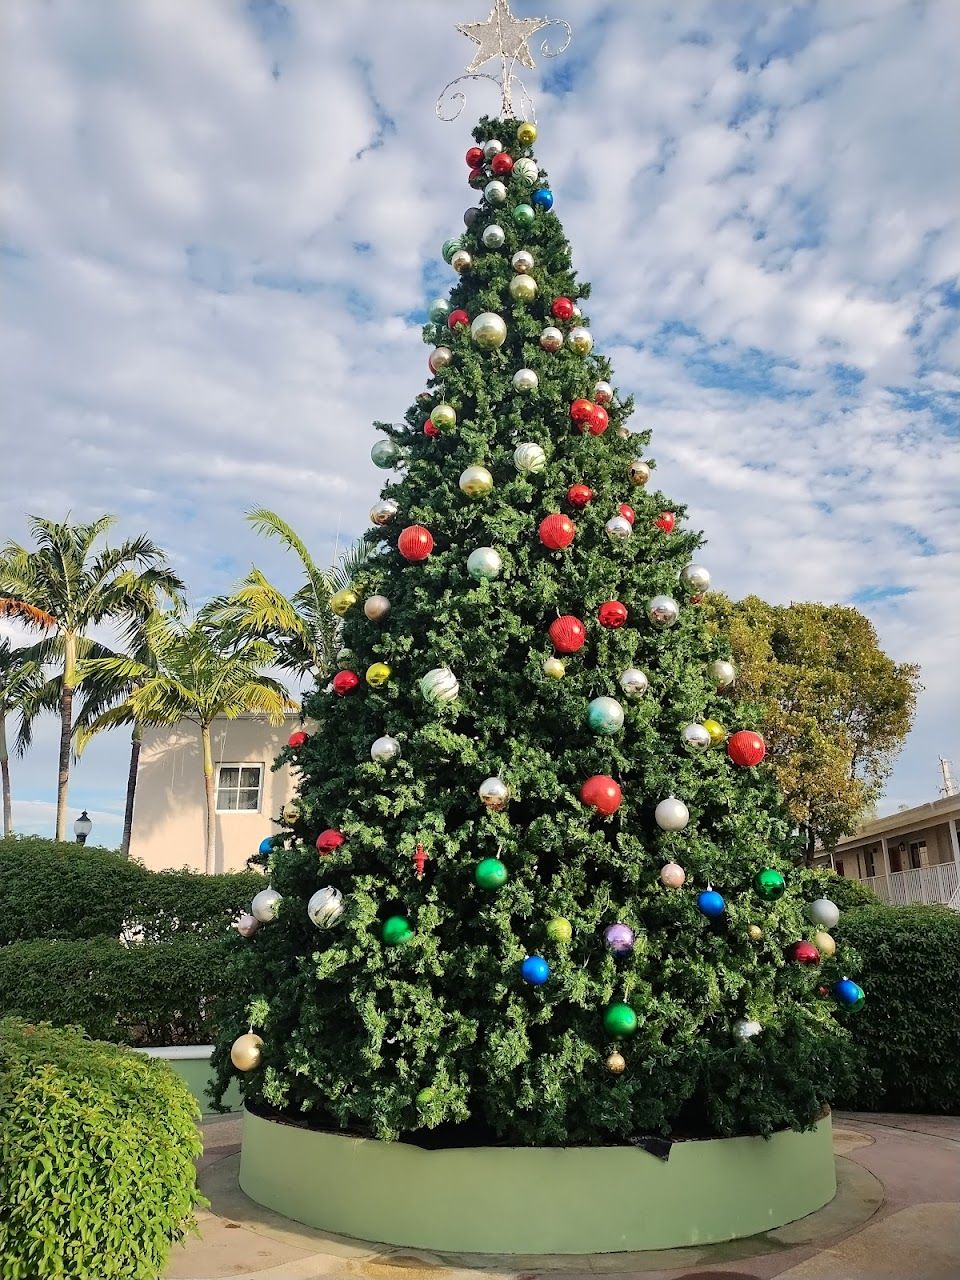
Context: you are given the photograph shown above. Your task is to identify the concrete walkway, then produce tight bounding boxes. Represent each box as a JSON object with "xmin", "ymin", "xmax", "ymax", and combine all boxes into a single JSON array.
[{"xmin": 166, "ymin": 1111, "xmax": 960, "ymax": 1279}]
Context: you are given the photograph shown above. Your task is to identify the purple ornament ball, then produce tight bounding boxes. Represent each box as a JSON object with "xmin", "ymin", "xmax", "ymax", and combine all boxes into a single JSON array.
[{"xmin": 604, "ymin": 922, "xmax": 636, "ymax": 955}]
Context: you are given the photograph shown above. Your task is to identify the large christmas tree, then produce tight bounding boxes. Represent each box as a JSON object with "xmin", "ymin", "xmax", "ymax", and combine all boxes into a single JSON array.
[{"xmin": 214, "ymin": 106, "xmax": 863, "ymax": 1146}]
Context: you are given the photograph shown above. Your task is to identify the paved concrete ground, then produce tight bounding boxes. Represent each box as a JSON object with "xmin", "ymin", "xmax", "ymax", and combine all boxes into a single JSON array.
[{"xmin": 166, "ymin": 1111, "xmax": 960, "ymax": 1280}]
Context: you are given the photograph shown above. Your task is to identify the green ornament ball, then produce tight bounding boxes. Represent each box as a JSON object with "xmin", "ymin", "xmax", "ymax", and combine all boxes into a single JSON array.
[
  {"xmin": 475, "ymin": 857, "xmax": 508, "ymax": 889},
  {"xmin": 371, "ymin": 438, "xmax": 401, "ymax": 469},
  {"xmin": 754, "ymin": 868, "xmax": 786, "ymax": 902},
  {"xmin": 546, "ymin": 916, "xmax": 573, "ymax": 944},
  {"xmin": 428, "ymin": 297, "xmax": 451, "ymax": 323},
  {"xmin": 603, "ymin": 1002, "xmax": 638, "ymax": 1037},
  {"xmin": 512, "ymin": 203, "xmax": 535, "ymax": 226},
  {"xmin": 382, "ymin": 915, "xmax": 413, "ymax": 945},
  {"xmin": 586, "ymin": 695, "xmax": 625, "ymax": 736},
  {"xmin": 441, "ymin": 238, "xmax": 461, "ymax": 263}
]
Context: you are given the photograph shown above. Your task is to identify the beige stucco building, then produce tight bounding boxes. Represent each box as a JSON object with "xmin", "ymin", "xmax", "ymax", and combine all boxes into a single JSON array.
[{"xmin": 130, "ymin": 714, "xmax": 301, "ymax": 873}]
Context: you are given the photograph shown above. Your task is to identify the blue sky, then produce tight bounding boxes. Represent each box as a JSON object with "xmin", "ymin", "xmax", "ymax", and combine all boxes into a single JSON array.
[{"xmin": 1, "ymin": 0, "xmax": 958, "ymax": 847}]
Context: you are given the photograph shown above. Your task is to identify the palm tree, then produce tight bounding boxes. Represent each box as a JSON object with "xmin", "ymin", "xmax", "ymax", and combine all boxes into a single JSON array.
[
  {"xmin": 76, "ymin": 613, "xmax": 294, "ymax": 873},
  {"xmin": 0, "ymin": 515, "xmax": 184, "ymax": 840},
  {"xmin": 202, "ymin": 508, "xmax": 370, "ymax": 683},
  {"xmin": 0, "ymin": 640, "xmax": 43, "ymax": 838}
]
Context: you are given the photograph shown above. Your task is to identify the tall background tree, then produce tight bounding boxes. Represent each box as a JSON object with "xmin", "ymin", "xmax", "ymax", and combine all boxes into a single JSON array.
[
  {"xmin": 704, "ymin": 595, "xmax": 920, "ymax": 863},
  {"xmin": 0, "ymin": 516, "xmax": 183, "ymax": 840},
  {"xmin": 0, "ymin": 640, "xmax": 42, "ymax": 838}
]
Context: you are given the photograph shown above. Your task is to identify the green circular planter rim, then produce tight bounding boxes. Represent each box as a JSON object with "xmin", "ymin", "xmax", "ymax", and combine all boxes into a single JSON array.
[{"xmin": 239, "ymin": 1107, "xmax": 836, "ymax": 1254}]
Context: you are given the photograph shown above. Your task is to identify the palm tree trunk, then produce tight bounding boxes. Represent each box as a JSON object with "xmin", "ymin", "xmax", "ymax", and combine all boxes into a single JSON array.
[
  {"xmin": 121, "ymin": 722, "xmax": 142, "ymax": 858},
  {"xmin": 0, "ymin": 713, "xmax": 12, "ymax": 838},
  {"xmin": 201, "ymin": 722, "xmax": 217, "ymax": 875},
  {"xmin": 55, "ymin": 632, "xmax": 77, "ymax": 842}
]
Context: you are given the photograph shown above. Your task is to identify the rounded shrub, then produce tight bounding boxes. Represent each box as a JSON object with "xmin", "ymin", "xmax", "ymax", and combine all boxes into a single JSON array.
[
  {"xmin": 799, "ymin": 866, "xmax": 880, "ymax": 913},
  {"xmin": 0, "ymin": 1019, "xmax": 204, "ymax": 1279}
]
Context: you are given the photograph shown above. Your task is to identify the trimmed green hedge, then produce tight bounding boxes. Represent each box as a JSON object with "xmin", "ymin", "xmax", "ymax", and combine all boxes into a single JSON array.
[
  {"xmin": 0, "ymin": 936, "xmax": 233, "ymax": 1047},
  {"xmin": 0, "ymin": 1019, "xmax": 204, "ymax": 1280},
  {"xmin": 837, "ymin": 904, "xmax": 960, "ymax": 1114},
  {"xmin": 799, "ymin": 866, "xmax": 880, "ymax": 913}
]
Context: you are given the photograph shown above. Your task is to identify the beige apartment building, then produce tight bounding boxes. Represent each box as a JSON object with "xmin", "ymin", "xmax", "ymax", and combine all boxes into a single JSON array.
[{"xmin": 130, "ymin": 714, "xmax": 301, "ymax": 873}]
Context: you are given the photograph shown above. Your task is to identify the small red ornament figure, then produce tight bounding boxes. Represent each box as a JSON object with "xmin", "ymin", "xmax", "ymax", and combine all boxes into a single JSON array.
[
  {"xmin": 490, "ymin": 152, "xmax": 514, "ymax": 176},
  {"xmin": 788, "ymin": 941, "xmax": 821, "ymax": 966},
  {"xmin": 690, "ymin": 594, "xmax": 703, "ymax": 605},
  {"xmin": 589, "ymin": 405, "xmax": 609, "ymax": 435},
  {"xmin": 551, "ymin": 297, "xmax": 575, "ymax": 321},
  {"xmin": 468, "ymin": 165, "xmax": 486, "ymax": 188},
  {"xmin": 413, "ymin": 845, "xmax": 429, "ymax": 879},
  {"xmin": 423, "ymin": 421, "xmax": 441, "ymax": 438},
  {"xmin": 566, "ymin": 483, "xmax": 594, "ymax": 508},
  {"xmin": 331, "ymin": 670, "xmax": 360, "ymax": 696},
  {"xmin": 448, "ymin": 309, "xmax": 470, "ymax": 330},
  {"xmin": 655, "ymin": 512, "xmax": 676, "ymax": 532},
  {"xmin": 316, "ymin": 829, "xmax": 346, "ymax": 855},
  {"xmin": 618, "ymin": 503, "xmax": 635, "ymax": 525},
  {"xmin": 727, "ymin": 731, "xmax": 766, "ymax": 767},
  {"xmin": 580, "ymin": 774, "xmax": 623, "ymax": 816},
  {"xmin": 287, "ymin": 730, "xmax": 308, "ymax": 749},
  {"xmin": 570, "ymin": 398, "xmax": 594, "ymax": 426},
  {"xmin": 538, "ymin": 514, "xmax": 576, "ymax": 550},
  {"xmin": 398, "ymin": 524, "xmax": 434, "ymax": 562},
  {"xmin": 549, "ymin": 615, "xmax": 586, "ymax": 653},
  {"xmin": 598, "ymin": 600, "xmax": 628, "ymax": 628},
  {"xmin": 465, "ymin": 145, "xmax": 484, "ymax": 167}
]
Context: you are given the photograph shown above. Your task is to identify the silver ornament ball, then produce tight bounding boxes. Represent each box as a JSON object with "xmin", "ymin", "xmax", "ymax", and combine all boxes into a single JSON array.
[
  {"xmin": 513, "ymin": 367, "xmax": 539, "ymax": 392},
  {"xmin": 619, "ymin": 668, "xmax": 649, "ymax": 698},
  {"xmin": 605, "ymin": 515, "xmax": 633, "ymax": 542},
  {"xmin": 511, "ymin": 250, "xmax": 535, "ymax": 273},
  {"xmin": 482, "ymin": 223, "xmax": 505, "ymax": 248},
  {"xmin": 594, "ymin": 380, "xmax": 613, "ymax": 405},
  {"xmin": 450, "ymin": 248, "xmax": 472, "ymax": 273},
  {"xmin": 648, "ymin": 595, "xmax": 680, "ymax": 627},
  {"xmin": 429, "ymin": 345, "xmax": 453, "ymax": 373},
  {"xmin": 479, "ymin": 776, "xmax": 510, "ymax": 811},
  {"xmin": 681, "ymin": 563, "xmax": 711, "ymax": 593},
  {"xmin": 251, "ymin": 887, "xmax": 282, "ymax": 923},
  {"xmin": 371, "ymin": 734, "xmax": 400, "ymax": 764},
  {"xmin": 540, "ymin": 326, "xmax": 563, "ymax": 352},
  {"xmin": 459, "ymin": 464, "xmax": 494, "ymax": 497},
  {"xmin": 308, "ymin": 886, "xmax": 345, "ymax": 929},
  {"xmin": 484, "ymin": 179, "xmax": 507, "ymax": 205},
  {"xmin": 709, "ymin": 658, "xmax": 737, "ymax": 689},
  {"xmin": 682, "ymin": 722, "xmax": 712, "ymax": 751},
  {"xmin": 369, "ymin": 498, "xmax": 399, "ymax": 526},
  {"xmin": 483, "ymin": 139, "xmax": 503, "ymax": 159},
  {"xmin": 467, "ymin": 546, "xmax": 503, "ymax": 581}
]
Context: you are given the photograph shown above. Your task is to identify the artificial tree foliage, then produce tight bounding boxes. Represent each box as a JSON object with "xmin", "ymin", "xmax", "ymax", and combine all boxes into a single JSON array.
[{"xmin": 212, "ymin": 117, "xmax": 860, "ymax": 1145}]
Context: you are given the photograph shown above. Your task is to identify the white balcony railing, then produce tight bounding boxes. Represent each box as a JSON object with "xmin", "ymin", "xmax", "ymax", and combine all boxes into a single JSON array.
[{"xmin": 861, "ymin": 861, "xmax": 960, "ymax": 907}]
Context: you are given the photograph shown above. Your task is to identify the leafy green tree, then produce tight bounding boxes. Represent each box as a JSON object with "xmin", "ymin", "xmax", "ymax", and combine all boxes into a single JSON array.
[
  {"xmin": 704, "ymin": 595, "xmax": 920, "ymax": 864},
  {"xmin": 0, "ymin": 640, "xmax": 42, "ymax": 837},
  {"xmin": 76, "ymin": 614, "xmax": 294, "ymax": 873},
  {"xmin": 212, "ymin": 117, "xmax": 861, "ymax": 1145},
  {"xmin": 0, "ymin": 517, "xmax": 184, "ymax": 840}
]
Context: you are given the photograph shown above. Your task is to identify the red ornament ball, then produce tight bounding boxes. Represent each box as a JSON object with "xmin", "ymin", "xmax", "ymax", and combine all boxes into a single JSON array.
[
  {"xmin": 567, "ymin": 483, "xmax": 594, "ymax": 508},
  {"xmin": 331, "ymin": 670, "xmax": 360, "ymax": 697},
  {"xmin": 423, "ymin": 421, "xmax": 441, "ymax": 438},
  {"xmin": 398, "ymin": 524, "xmax": 434, "ymax": 562},
  {"xmin": 287, "ymin": 730, "xmax": 308, "ymax": 749},
  {"xmin": 549, "ymin": 615, "xmax": 586, "ymax": 654},
  {"xmin": 448, "ymin": 309, "xmax": 470, "ymax": 330},
  {"xmin": 727, "ymin": 730, "xmax": 766, "ymax": 767},
  {"xmin": 465, "ymin": 146, "xmax": 484, "ymax": 167},
  {"xmin": 538, "ymin": 514, "xmax": 576, "ymax": 550},
  {"xmin": 490, "ymin": 152, "xmax": 514, "ymax": 176},
  {"xmin": 589, "ymin": 405, "xmax": 609, "ymax": 435},
  {"xmin": 468, "ymin": 165, "xmax": 486, "ymax": 188},
  {"xmin": 618, "ymin": 503, "xmax": 635, "ymax": 525},
  {"xmin": 655, "ymin": 511, "xmax": 676, "ymax": 532},
  {"xmin": 316, "ymin": 829, "xmax": 346, "ymax": 855},
  {"xmin": 788, "ymin": 941, "xmax": 821, "ymax": 966},
  {"xmin": 598, "ymin": 600, "xmax": 628, "ymax": 629},
  {"xmin": 580, "ymin": 774, "xmax": 623, "ymax": 816},
  {"xmin": 551, "ymin": 297, "xmax": 575, "ymax": 321},
  {"xmin": 570, "ymin": 398, "xmax": 594, "ymax": 425}
]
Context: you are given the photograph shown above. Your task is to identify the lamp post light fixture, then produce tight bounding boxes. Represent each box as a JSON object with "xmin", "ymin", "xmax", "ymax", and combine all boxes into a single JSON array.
[{"xmin": 74, "ymin": 810, "xmax": 93, "ymax": 845}]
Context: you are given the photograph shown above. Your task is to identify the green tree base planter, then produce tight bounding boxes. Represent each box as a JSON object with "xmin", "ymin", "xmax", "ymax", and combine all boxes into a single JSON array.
[{"xmin": 239, "ymin": 1108, "xmax": 836, "ymax": 1254}]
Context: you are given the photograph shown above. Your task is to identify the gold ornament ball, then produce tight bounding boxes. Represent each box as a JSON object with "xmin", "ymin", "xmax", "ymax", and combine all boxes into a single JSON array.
[
  {"xmin": 747, "ymin": 924, "xmax": 763, "ymax": 942},
  {"xmin": 814, "ymin": 930, "xmax": 836, "ymax": 958},
  {"xmin": 451, "ymin": 248, "xmax": 472, "ymax": 273},
  {"xmin": 567, "ymin": 326, "xmax": 593, "ymax": 354},
  {"xmin": 543, "ymin": 657, "xmax": 565, "ymax": 679},
  {"xmin": 370, "ymin": 499, "xmax": 399, "ymax": 527},
  {"xmin": 230, "ymin": 1032, "xmax": 263, "ymax": 1072},
  {"xmin": 281, "ymin": 801, "xmax": 300, "ymax": 824},
  {"xmin": 330, "ymin": 588, "xmax": 358, "ymax": 617},
  {"xmin": 366, "ymin": 662, "xmax": 391, "ymax": 688},
  {"xmin": 471, "ymin": 312, "xmax": 508, "ymax": 349},
  {"xmin": 509, "ymin": 273, "xmax": 538, "ymax": 302},
  {"xmin": 459, "ymin": 464, "xmax": 494, "ymax": 497},
  {"xmin": 629, "ymin": 459, "xmax": 651, "ymax": 486},
  {"xmin": 517, "ymin": 121, "xmax": 537, "ymax": 146},
  {"xmin": 703, "ymin": 718, "xmax": 727, "ymax": 746},
  {"xmin": 606, "ymin": 1051, "xmax": 627, "ymax": 1075}
]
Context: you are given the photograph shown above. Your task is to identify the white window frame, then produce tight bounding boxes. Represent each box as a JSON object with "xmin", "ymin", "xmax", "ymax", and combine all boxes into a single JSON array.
[{"xmin": 215, "ymin": 763, "xmax": 265, "ymax": 813}]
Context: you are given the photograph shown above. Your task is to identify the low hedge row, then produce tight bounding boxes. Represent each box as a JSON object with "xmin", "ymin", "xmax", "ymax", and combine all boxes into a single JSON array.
[{"xmin": 0, "ymin": 1018, "xmax": 204, "ymax": 1280}]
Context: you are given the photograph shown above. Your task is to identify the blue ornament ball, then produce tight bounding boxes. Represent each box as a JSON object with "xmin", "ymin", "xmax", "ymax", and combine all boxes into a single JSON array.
[
  {"xmin": 833, "ymin": 978, "xmax": 865, "ymax": 1008},
  {"xmin": 697, "ymin": 889, "xmax": 725, "ymax": 919},
  {"xmin": 532, "ymin": 187, "xmax": 554, "ymax": 211},
  {"xmin": 520, "ymin": 955, "xmax": 550, "ymax": 986},
  {"xmin": 258, "ymin": 837, "xmax": 275, "ymax": 855}
]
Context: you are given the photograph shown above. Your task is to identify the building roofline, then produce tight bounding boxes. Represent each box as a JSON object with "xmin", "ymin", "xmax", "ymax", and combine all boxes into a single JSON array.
[{"xmin": 834, "ymin": 791, "xmax": 960, "ymax": 849}]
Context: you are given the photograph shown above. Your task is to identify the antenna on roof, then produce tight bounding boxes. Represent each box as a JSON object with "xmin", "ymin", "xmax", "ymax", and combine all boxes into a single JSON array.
[{"xmin": 939, "ymin": 757, "xmax": 957, "ymax": 798}]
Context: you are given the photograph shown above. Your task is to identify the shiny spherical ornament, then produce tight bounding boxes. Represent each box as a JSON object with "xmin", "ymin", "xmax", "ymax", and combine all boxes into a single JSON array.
[
  {"xmin": 571, "ymin": 304, "xmax": 582, "ymax": 319},
  {"xmin": 428, "ymin": 297, "xmax": 451, "ymax": 324},
  {"xmin": 567, "ymin": 483, "xmax": 594, "ymax": 508},
  {"xmin": 428, "ymin": 346, "xmax": 453, "ymax": 374},
  {"xmin": 459, "ymin": 464, "xmax": 494, "ymax": 497},
  {"xmin": 514, "ymin": 157, "xmax": 539, "ymax": 183},
  {"xmin": 589, "ymin": 405, "xmax": 609, "ymax": 435},
  {"xmin": 475, "ymin": 857, "xmax": 508, "ymax": 889},
  {"xmin": 655, "ymin": 511, "xmax": 676, "ymax": 533},
  {"xmin": 330, "ymin": 588, "xmax": 358, "ymax": 617},
  {"xmin": 467, "ymin": 546, "xmax": 503, "ymax": 581},
  {"xmin": 539, "ymin": 514, "xmax": 576, "ymax": 550},
  {"xmin": 703, "ymin": 719, "xmax": 727, "ymax": 746},
  {"xmin": 365, "ymin": 662, "xmax": 391, "ymax": 688},
  {"xmin": 465, "ymin": 145, "xmax": 484, "ymax": 168},
  {"xmin": 370, "ymin": 499, "xmax": 399, "ymax": 527},
  {"xmin": 594, "ymin": 380, "xmax": 613, "ymax": 405},
  {"xmin": 603, "ymin": 1002, "xmax": 638, "ymax": 1037},
  {"xmin": 580, "ymin": 775, "xmax": 623, "ymax": 816},
  {"xmin": 681, "ymin": 563, "xmax": 711, "ymax": 594},
  {"xmin": 479, "ymin": 776, "xmax": 510, "ymax": 811},
  {"xmin": 430, "ymin": 403, "xmax": 456, "ymax": 429},
  {"xmin": 648, "ymin": 595, "xmax": 680, "ymax": 627},
  {"xmin": 747, "ymin": 924, "xmax": 764, "ymax": 942},
  {"xmin": 513, "ymin": 441, "xmax": 546, "ymax": 473},
  {"xmin": 251, "ymin": 887, "xmax": 281, "ymax": 923},
  {"xmin": 570, "ymin": 398, "xmax": 594, "ymax": 424},
  {"xmin": 512, "ymin": 202, "xmax": 535, "ymax": 226},
  {"xmin": 287, "ymin": 730, "xmax": 308, "ymax": 749},
  {"xmin": 316, "ymin": 829, "xmax": 345, "ymax": 855},
  {"xmin": 484, "ymin": 179, "xmax": 507, "ymax": 205},
  {"xmin": 420, "ymin": 666, "xmax": 460, "ymax": 703},
  {"xmin": 521, "ymin": 955, "xmax": 550, "ymax": 986},
  {"xmin": 709, "ymin": 658, "xmax": 737, "ymax": 690},
  {"xmin": 331, "ymin": 670, "xmax": 360, "ymax": 696},
  {"xmin": 382, "ymin": 915, "xmax": 413, "ymax": 946},
  {"xmin": 834, "ymin": 978, "xmax": 865, "ymax": 1008},
  {"xmin": 468, "ymin": 164, "xmax": 487, "ymax": 188},
  {"xmin": 364, "ymin": 594, "xmax": 391, "ymax": 622},
  {"xmin": 814, "ymin": 931, "xmax": 837, "ymax": 958},
  {"xmin": 549, "ymin": 615, "xmax": 586, "ymax": 654},
  {"xmin": 511, "ymin": 250, "xmax": 535, "ymax": 273},
  {"xmin": 789, "ymin": 940, "xmax": 821, "ymax": 966},
  {"xmin": 546, "ymin": 916, "xmax": 572, "ymax": 943},
  {"xmin": 231, "ymin": 1032, "xmax": 264, "ymax": 1072},
  {"xmin": 532, "ymin": 187, "xmax": 554, "ymax": 210},
  {"xmin": 483, "ymin": 138, "xmax": 503, "ymax": 159},
  {"xmin": 237, "ymin": 912, "xmax": 259, "ymax": 938},
  {"xmin": 471, "ymin": 311, "xmax": 508, "ymax": 349},
  {"xmin": 655, "ymin": 797, "xmax": 689, "ymax": 831},
  {"xmin": 682, "ymin": 722, "xmax": 712, "ymax": 751},
  {"xmin": 615, "ymin": 504, "xmax": 634, "ymax": 526},
  {"xmin": 551, "ymin": 296, "xmax": 575, "ymax": 321},
  {"xmin": 754, "ymin": 868, "xmax": 786, "ymax": 901},
  {"xmin": 567, "ymin": 325, "xmax": 593, "ymax": 354},
  {"xmin": 451, "ymin": 249, "xmax": 472, "ymax": 274},
  {"xmin": 806, "ymin": 898, "xmax": 841, "ymax": 930},
  {"xmin": 728, "ymin": 731, "xmax": 766, "ymax": 767},
  {"xmin": 509, "ymin": 273, "xmax": 538, "ymax": 302},
  {"xmin": 448, "ymin": 308, "xmax": 470, "ymax": 330},
  {"xmin": 513, "ymin": 367, "xmax": 539, "ymax": 392},
  {"xmin": 336, "ymin": 649, "xmax": 354, "ymax": 669},
  {"xmin": 308, "ymin": 886, "xmax": 345, "ymax": 929},
  {"xmin": 604, "ymin": 923, "xmax": 635, "ymax": 955},
  {"xmin": 660, "ymin": 861, "xmax": 686, "ymax": 889},
  {"xmin": 606, "ymin": 1051, "xmax": 627, "ymax": 1074},
  {"xmin": 482, "ymin": 222, "xmax": 506, "ymax": 248},
  {"xmin": 697, "ymin": 889, "xmax": 726, "ymax": 919},
  {"xmin": 371, "ymin": 439, "xmax": 401, "ymax": 469},
  {"xmin": 587, "ymin": 695, "xmax": 625, "ymax": 736},
  {"xmin": 441, "ymin": 238, "xmax": 461, "ymax": 263},
  {"xmin": 371, "ymin": 734, "xmax": 400, "ymax": 764},
  {"xmin": 464, "ymin": 206, "xmax": 481, "ymax": 227},
  {"xmin": 598, "ymin": 600, "xmax": 628, "ymax": 629},
  {"xmin": 397, "ymin": 525, "xmax": 434, "ymax": 562},
  {"xmin": 517, "ymin": 120, "xmax": 537, "ymax": 145},
  {"xmin": 605, "ymin": 515, "xmax": 633, "ymax": 542},
  {"xmin": 258, "ymin": 836, "xmax": 275, "ymax": 856},
  {"xmin": 490, "ymin": 151, "xmax": 514, "ymax": 176},
  {"xmin": 734, "ymin": 1019, "xmax": 762, "ymax": 1040},
  {"xmin": 619, "ymin": 668, "xmax": 649, "ymax": 698},
  {"xmin": 539, "ymin": 325, "xmax": 563, "ymax": 352},
  {"xmin": 280, "ymin": 801, "xmax": 299, "ymax": 824},
  {"xmin": 543, "ymin": 656, "xmax": 566, "ymax": 680},
  {"xmin": 629, "ymin": 459, "xmax": 651, "ymax": 486}
]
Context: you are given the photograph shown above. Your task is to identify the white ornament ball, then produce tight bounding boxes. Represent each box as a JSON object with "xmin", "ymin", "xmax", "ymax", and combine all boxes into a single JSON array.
[
  {"xmin": 648, "ymin": 595, "xmax": 680, "ymax": 627},
  {"xmin": 539, "ymin": 325, "xmax": 563, "ymax": 352},
  {"xmin": 571, "ymin": 304, "xmax": 582, "ymax": 319},
  {"xmin": 605, "ymin": 515, "xmax": 633, "ymax": 542},
  {"xmin": 509, "ymin": 273, "xmax": 537, "ymax": 302},
  {"xmin": 594, "ymin": 380, "xmax": 613, "ymax": 405},
  {"xmin": 709, "ymin": 659, "xmax": 737, "ymax": 689},
  {"xmin": 451, "ymin": 248, "xmax": 472, "ymax": 273},
  {"xmin": 513, "ymin": 442, "xmax": 546, "ymax": 473},
  {"xmin": 483, "ymin": 139, "xmax": 503, "ymax": 159},
  {"xmin": 251, "ymin": 887, "xmax": 282, "ymax": 923},
  {"xmin": 371, "ymin": 734, "xmax": 400, "ymax": 764},
  {"xmin": 511, "ymin": 250, "xmax": 535, "ymax": 273},
  {"xmin": 682, "ymin": 723, "xmax": 712, "ymax": 751},
  {"xmin": 482, "ymin": 223, "xmax": 505, "ymax": 248},
  {"xmin": 619, "ymin": 668, "xmax": 649, "ymax": 698},
  {"xmin": 513, "ymin": 367, "xmax": 539, "ymax": 392},
  {"xmin": 479, "ymin": 776, "xmax": 510, "ymax": 811},
  {"xmin": 364, "ymin": 594, "xmax": 391, "ymax": 622},
  {"xmin": 655, "ymin": 797, "xmax": 689, "ymax": 831},
  {"xmin": 567, "ymin": 326, "xmax": 593, "ymax": 354},
  {"xmin": 370, "ymin": 499, "xmax": 399, "ymax": 527},
  {"xmin": 420, "ymin": 666, "xmax": 460, "ymax": 703},
  {"xmin": 230, "ymin": 1032, "xmax": 264, "ymax": 1072},
  {"xmin": 471, "ymin": 312, "xmax": 507, "ymax": 349},
  {"xmin": 467, "ymin": 547, "xmax": 503, "ymax": 581},
  {"xmin": 514, "ymin": 157, "xmax": 539, "ymax": 183},
  {"xmin": 734, "ymin": 1019, "xmax": 762, "ymax": 1039},
  {"xmin": 484, "ymin": 179, "xmax": 507, "ymax": 205},
  {"xmin": 681, "ymin": 563, "xmax": 711, "ymax": 593},
  {"xmin": 806, "ymin": 898, "xmax": 841, "ymax": 930},
  {"xmin": 308, "ymin": 886, "xmax": 345, "ymax": 929}
]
